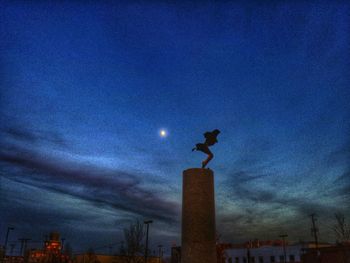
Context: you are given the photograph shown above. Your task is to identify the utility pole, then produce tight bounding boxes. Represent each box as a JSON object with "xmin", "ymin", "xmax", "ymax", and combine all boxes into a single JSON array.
[
  {"xmin": 18, "ymin": 238, "xmax": 30, "ymax": 257},
  {"xmin": 144, "ymin": 220, "xmax": 153, "ymax": 263},
  {"xmin": 279, "ymin": 234, "xmax": 288, "ymax": 263},
  {"xmin": 19, "ymin": 239, "xmax": 25, "ymax": 256},
  {"xmin": 61, "ymin": 238, "xmax": 65, "ymax": 253},
  {"xmin": 4, "ymin": 227, "xmax": 14, "ymax": 256},
  {"xmin": 158, "ymin": 245, "xmax": 163, "ymax": 263},
  {"xmin": 310, "ymin": 214, "xmax": 319, "ymax": 249},
  {"xmin": 43, "ymin": 235, "xmax": 48, "ymax": 250}
]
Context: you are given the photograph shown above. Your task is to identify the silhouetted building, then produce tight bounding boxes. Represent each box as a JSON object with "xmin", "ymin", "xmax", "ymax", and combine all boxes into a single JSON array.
[
  {"xmin": 1, "ymin": 256, "xmax": 25, "ymax": 263},
  {"xmin": 170, "ymin": 240, "xmax": 340, "ymax": 263},
  {"xmin": 27, "ymin": 232, "xmax": 70, "ymax": 263},
  {"xmin": 301, "ymin": 243, "xmax": 350, "ymax": 263},
  {"xmin": 224, "ymin": 241, "xmax": 332, "ymax": 263},
  {"xmin": 75, "ymin": 254, "xmax": 160, "ymax": 263},
  {"xmin": 170, "ymin": 244, "xmax": 238, "ymax": 263}
]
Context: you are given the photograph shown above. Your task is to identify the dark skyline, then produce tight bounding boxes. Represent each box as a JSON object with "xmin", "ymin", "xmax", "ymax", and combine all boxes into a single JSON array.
[{"xmin": 1, "ymin": 0, "xmax": 350, "ymax": 254}]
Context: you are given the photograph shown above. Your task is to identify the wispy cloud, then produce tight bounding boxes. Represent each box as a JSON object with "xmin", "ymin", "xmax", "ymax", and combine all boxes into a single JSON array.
[
  {"xmin": 217, "ymin": 137, "xmax": 350, "ymax": 242},
  {"xmin": 2, "ymin": 125, "xmax": 68, "ymax": 147},
  {"xmin": 0, "ymin": 127, "xmax": 180, "ymax": 225}
]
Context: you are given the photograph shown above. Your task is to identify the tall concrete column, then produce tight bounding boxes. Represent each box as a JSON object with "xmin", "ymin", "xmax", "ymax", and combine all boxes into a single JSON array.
[{"xmin": 181, "ymin": 168, "xmax": 217, "ymax": 263}]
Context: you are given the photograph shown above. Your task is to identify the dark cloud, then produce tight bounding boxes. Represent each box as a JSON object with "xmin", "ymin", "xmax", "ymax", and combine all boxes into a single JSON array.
[
  {"xmin": 3, "ymin": 127, "xmax": 39, "ymax": 142},
  {"xmin": 230, "ymin": 170, "xmax": 270, "ymax": 184},
  {"xmin": 333, "ymin": 171, "xmax": 350, "ymax": 201},
  {"xmin": 1, "ymin": 125, "xmax": 67, "ymax": 147},
  {"xmin": 326, "ymin": 141, "xmax": 350, "ymax": 200},
  {"xmin": 225, "ymin": 168, "xmax": 344, "ymax": 213},
  {"xmin": 217, "ymin": 161, "xmax": 350, "ymax": 242},
  {"xmin": 1, "ymin": 188, "xmax": 90, "ymax": 228},
  {"xmin": 0, "ymin": 125, "xmax": 181, "ymax": 253},
  {"xmin": 326, "ymin": 140, "xmax": 350, "ymax": 168},
  {"xmin": 0, "ymin": 143, "xmax": 180, "ymax": 225},
  {"xmin": 0, "ymin": 182, "xmax": 128, "ymax": 253}
]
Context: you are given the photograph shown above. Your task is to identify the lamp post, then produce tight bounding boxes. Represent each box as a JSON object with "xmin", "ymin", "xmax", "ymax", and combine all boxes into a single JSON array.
[
  {"xmin": 4, "ymin": 227, "xmax": 14, "ymax": 256},
  {"xmin": 246, "ymin": 240, "xmax": 252, "ymax": 263},
  {"xmin": 61, "ymin": 238, "xmax": 65, "ymax": 253},
  {"xmin": 279, "ymin": 234, "xmax": 288, "ymax": 263},
  {"xmin": 10, "ymin": 244, "xmax": 15, "ymax": 256},
  {"xmin": 158, "ymin": 245, "xmax": 163, "ymax": 263},
  {"xmin": 144, "ymin": 220, "xmax": 153, "ymax": 263}
]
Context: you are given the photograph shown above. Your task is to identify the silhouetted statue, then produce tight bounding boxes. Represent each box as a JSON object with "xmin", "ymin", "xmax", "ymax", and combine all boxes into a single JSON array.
[{"xmin": 192, "ymin": 129, "xmax": 220, "ymax": 168}]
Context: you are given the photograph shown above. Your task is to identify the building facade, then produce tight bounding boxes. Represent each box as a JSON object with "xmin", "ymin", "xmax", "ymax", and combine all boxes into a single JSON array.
[
  {"xmin": 225, "ymin": 245, "xmax": 302, "ymax": 263},
  {"xmin": 225, "ymin": 242, "xmax": 332, "ymax": 263},
  {"xmin": 301, "ymin": 243, "xmax": 350, "ymax": 263},
  {"xmin": 28, "ymin": 232, "xmax": 70, "ymax": 263}
]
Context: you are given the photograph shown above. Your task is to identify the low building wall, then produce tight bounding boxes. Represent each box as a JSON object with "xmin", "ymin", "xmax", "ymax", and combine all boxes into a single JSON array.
[
  {"xmin": 301, "ymin": 245, "xmax": 350, "ymax": 263},
  {"xmin": 76, "ymin": 254, "xmax": 160, "ymax": 263}
]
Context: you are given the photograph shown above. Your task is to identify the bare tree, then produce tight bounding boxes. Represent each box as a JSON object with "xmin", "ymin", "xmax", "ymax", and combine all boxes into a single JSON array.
[
  {"xmin": 123, "ymin": 220, "xmax": 145, "ymax": 263},
  {"xmin": 333, "ymin": 213, "xmax": 350, "ymax": 243}
]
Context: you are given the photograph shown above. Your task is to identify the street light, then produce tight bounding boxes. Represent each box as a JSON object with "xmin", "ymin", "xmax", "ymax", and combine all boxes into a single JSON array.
[
  {"xmin": 246, "ymin": 240, "xmax": 252, "ymax": 263},
  {"xmin": 279, "ymin": 234, "xmax": 288, "ymax": 263},
  {"xmin": 61, "ymin": 238, "xmax": 65, "ymax": 253},
  {"xmin": 9, "ymin": 244, "xmax": 15, "ymax": 256},
  {"xmin": 158, "ymin": 245, "xmax": 163, "ymax": 263},
  {"xmin": 144, "ymin": 220, "xmax": 153, "ymax": 263},
  {"xmin": 4, "ymin": 227, "xmax": 14, "ymax": 256}
]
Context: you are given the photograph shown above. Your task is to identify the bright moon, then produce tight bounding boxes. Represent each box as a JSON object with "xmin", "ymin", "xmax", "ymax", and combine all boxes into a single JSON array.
[{"xmin": 160, "ymin": 129, "xmax": 167, "ymax": 138}]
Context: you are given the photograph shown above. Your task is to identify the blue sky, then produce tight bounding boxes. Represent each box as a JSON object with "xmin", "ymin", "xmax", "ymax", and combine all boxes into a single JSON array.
[{"xmin": 1, "ymin": 0, "xmax": 350, "ymax": 255}]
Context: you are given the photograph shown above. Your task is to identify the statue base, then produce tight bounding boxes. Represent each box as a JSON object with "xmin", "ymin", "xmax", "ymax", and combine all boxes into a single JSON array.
[{"xmin": 181, "ymin": 168, "xmax": 217, "ymax": 263}]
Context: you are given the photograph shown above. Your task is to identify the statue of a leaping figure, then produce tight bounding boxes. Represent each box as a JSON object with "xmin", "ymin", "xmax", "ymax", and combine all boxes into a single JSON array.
[{"xmin": 192, "ymin": 129, "xmax": 220, "ymax": 168}]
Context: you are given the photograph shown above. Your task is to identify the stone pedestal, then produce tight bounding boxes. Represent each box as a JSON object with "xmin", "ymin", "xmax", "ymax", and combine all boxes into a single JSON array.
[{"xmin": 181, "ymin": 168, "xmax": 217, "ymax": 263}]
